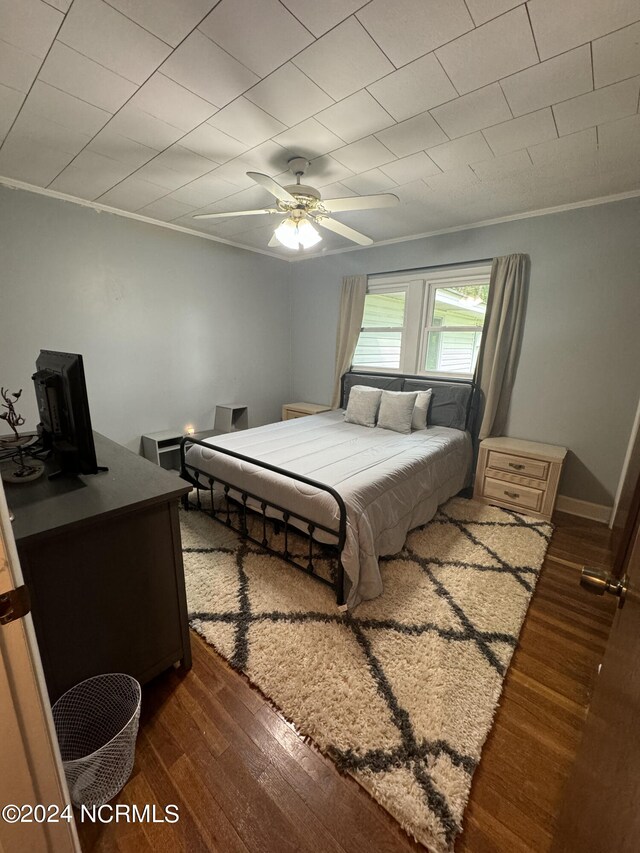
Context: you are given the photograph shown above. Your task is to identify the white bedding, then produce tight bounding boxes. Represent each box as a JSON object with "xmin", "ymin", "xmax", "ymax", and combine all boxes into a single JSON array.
[{"xmin": 185, "ymin": 410, "xmax": 472, "ymax": 608}]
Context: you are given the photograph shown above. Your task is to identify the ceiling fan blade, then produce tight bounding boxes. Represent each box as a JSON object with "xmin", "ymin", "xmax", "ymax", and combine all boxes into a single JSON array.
[
  {"xmin": 192, "ymin": 208, "xmax": 278, "ymax": 219},
  {"xmin": 321, "ymin": 193, "xmax": 399, "ymax": 213},
  {"xmin": 247, "ymin": 171, "xmax": 297, "ymax": 203},
  {"xmin": 315, "ymin": 216, "xmax": 373, "ymax": 246}
]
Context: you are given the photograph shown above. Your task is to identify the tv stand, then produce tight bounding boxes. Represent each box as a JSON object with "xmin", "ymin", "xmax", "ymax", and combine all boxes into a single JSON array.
[{"xmin": 6, "ymin": 431, "xmax": 191, "ymax": 703}]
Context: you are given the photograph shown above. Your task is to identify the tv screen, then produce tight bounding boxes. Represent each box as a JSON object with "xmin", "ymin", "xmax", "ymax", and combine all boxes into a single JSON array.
[{"xmin": 33, "ymin": 351, "xmax": 99, "ymax": 476}]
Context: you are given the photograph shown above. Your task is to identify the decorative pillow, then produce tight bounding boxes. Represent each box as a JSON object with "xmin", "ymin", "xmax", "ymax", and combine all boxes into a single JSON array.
[
  {"xmin": 412, "ymin": 388, "xmax": 433, "ymax": 431},
  {"xmin": 377, "ymin": 390, "xmax": 418, "ymax": 434},
  {"xmin": 344, "ymin": 385, "xmax": 382, "ymax": 427}
]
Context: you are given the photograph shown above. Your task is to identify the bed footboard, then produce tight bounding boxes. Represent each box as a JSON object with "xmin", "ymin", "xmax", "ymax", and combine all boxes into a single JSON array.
[{"xmin": 180, "ymin": 437, "xmax": 348, "ymax": 606}]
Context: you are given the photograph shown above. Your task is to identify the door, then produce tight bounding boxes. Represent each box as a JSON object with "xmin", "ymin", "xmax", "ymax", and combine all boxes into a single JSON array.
[
  {"xmin": 552, "ymin": 478, "xmax": 640, "ymax": 852},
  {"xmin": 0, "ymin": 480, "xmax": 80, "ymax": 853}
]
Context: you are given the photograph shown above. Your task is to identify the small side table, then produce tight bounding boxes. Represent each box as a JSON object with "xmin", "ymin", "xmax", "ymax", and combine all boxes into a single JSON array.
[
  {"xmin": 282, "ymin": 402, "xmax": 331, "ymax": 421},
  {"xmin": 142, "ymin": 428, "xmax": 220, "ymax": 470},
  {"xmin": 214, "ymin": 404, "xmax": 248, "ymax": 432},
  {"xmin": 473, "ymin": 436, "xmax": 567, "ymax": 521}
]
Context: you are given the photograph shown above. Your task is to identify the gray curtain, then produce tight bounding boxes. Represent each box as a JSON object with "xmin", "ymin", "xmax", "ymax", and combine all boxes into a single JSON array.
[
  {"xmin": 331, "ymin": 275, "xmax": 367, "ymax": 409},
  {"xmin": 475, "ymin": 254, "xmax": 528, "ymax": 440}
]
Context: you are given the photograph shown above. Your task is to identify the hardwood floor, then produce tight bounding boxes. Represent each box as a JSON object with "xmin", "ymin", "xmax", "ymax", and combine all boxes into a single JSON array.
[{"xmin": 77, "ymin": 511, "xmax": 616, "ymax": 853}]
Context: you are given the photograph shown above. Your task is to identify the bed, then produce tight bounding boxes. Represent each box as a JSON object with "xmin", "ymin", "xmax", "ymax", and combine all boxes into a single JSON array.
[{"xmin": 181, "ymin": 372, "xmax": 476, "ymax": 609}]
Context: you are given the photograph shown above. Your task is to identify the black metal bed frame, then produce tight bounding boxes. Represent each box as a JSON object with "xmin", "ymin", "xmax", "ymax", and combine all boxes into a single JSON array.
[{"xmin": 180, "ymin": 438, "xmax": 348, "ymax": 605}]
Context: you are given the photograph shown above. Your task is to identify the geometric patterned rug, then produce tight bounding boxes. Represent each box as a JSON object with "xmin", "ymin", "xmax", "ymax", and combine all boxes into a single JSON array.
[{"xmin": 181, "ymin": 496, "xmax": 552, "ymax": 853}]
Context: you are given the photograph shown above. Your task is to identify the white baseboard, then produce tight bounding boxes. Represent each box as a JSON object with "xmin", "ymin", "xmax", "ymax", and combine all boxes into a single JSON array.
[{"xmin": 556, "ymin": 495, "xmax": 612, "ymax": 524}]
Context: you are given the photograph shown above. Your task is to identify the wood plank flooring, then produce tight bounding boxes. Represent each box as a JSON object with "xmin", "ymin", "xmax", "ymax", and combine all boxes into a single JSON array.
[{"xmin": 77, "ymin": 511, "xmax": 616, "ymax": 853}]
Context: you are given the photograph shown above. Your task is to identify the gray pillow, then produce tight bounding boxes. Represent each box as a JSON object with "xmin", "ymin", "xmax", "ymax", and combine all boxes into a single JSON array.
[
  {"xmin": 344, "ymin": 385, "xmax": 382, "ymax": 427},
  {"xmin": 412, "ymin": 389, "xmax": 433, "ymax": 431},
  {"xmin": 377, "ymin": 390, "xmax": 418, "ymax": 434}
]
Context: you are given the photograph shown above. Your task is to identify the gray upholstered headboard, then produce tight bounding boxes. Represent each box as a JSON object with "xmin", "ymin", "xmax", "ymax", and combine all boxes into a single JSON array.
[{"xmin": 340, "ymin": 371, "xmax": 477, "ymax": 432}]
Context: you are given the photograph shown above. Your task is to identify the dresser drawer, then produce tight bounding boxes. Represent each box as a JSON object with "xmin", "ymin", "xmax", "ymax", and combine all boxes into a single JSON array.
[
  {"xmin": 487, "ymin": 450, "xmax": 549, "ymax": 481},
  {"xmin": 484, "ymin": 477, "xmax": 544, "ymax": 512}
]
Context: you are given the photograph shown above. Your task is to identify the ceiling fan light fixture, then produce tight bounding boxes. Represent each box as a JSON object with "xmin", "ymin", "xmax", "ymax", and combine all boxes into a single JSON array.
[{"xmin": 274, "ymin": 216, "xmax": 321, "ymax": 250}]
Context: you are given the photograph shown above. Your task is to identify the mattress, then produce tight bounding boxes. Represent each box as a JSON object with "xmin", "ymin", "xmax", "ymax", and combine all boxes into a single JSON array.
[{"xmin": 185, "ymin": 410, "xmax": 472, "ymax": 608}]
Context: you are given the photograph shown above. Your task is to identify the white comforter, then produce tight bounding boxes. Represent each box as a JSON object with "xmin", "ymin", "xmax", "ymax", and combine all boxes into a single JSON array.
[{"xmin": 185, "ymin": 410, "xmax": 472, "ymax": 608}]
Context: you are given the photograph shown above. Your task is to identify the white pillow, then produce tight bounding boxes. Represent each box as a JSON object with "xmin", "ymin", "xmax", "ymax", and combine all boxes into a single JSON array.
[
  {"xmin": 377, "ymin": 390, "xmax": 418, "ymax": 434},
  {"xmin": 344, "ymin": 385, "xmax": 382, "ymax": 427},
  {"xmin": 412, "ymin": 389, "xmax": 433, "ymax": 431}
]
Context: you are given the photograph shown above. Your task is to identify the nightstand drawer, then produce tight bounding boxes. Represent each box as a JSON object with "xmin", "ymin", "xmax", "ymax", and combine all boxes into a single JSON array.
[
  {"xmin": 487, "ymin": 451, "xmax": 549, "ymax": 481},
  {"xmin": 284, "ymin": 410, "xmax": 308, "ymax": 419},
  {"xmin": 484, "ymin": 477, "xmax": 544, "ymax": 512}
]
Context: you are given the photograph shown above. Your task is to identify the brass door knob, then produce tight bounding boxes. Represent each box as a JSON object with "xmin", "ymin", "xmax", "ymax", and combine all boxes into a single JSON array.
[{"xmin": 581, "ymin": 567, "xmax": 628, "ymax": 608}]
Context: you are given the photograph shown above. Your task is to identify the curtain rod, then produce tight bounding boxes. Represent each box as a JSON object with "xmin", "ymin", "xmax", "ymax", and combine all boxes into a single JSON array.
[{"xmin": 368, "ymin": 257, "xmax": 494, "ymax": 278}]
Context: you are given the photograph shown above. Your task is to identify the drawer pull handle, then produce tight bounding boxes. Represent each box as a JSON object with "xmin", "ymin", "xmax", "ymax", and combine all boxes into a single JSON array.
[
  {"xmin": 505, "ymin": 490, "xmax": 520, "ymax": 499},
  {"xmin": 509, "ymin": 462, "xmax": 525, "ymax": 470}
]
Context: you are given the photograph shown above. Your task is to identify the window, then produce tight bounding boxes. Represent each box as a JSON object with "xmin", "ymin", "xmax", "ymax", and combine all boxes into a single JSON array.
[{"xmin": 352, "ymin": 265, "xmax": 490, "ymax": 378}]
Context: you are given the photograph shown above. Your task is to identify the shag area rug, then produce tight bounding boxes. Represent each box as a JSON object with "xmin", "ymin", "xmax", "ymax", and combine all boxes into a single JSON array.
[{"xmin": 181, "ymin": 497, "xmax": 552, "ymax": 853}]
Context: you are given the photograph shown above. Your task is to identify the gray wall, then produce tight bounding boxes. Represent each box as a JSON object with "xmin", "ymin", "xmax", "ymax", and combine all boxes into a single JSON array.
[
  {"xmin": 290, "ymin": 197, "xmax": 640, "ymax": 505},
  {"xmin": 0, "ymin": 186, "xmax": 291, "ymax": 453}
]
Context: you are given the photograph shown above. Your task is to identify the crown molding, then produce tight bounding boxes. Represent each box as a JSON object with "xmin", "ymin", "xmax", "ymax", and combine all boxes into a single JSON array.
[{"xmin": 1, "ymin": 174, "xmax": 639, "ymax": 265}]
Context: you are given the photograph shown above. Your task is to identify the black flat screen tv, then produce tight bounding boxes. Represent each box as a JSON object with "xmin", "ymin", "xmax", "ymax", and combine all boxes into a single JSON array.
[{"xmin": 32, "ymin": 350, "xmax": 102, "ymax": 476}]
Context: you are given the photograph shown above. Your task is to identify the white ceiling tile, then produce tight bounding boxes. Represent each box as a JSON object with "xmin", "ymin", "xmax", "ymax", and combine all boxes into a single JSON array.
[
  {"xmin": 207, "ymin": 159, "xmax": 257, "ymax": 189},
  {"xmin": 500, "ymin": 45, "xmax": 592, "ymax": 117},
  {"xmin": 471, "ymin": 148, "xmax": 533, "ymax": 180},
  {"xmin": 42, "ymin": 0, "xmax": 71, "ymax": 10},
  {"xmin": 0, "ymin": 40, "xmax": 42, "ymax": 93},
  {"xmin": 426, "ymin": 131, "xmax": 494, "ymax": 170},
  {"xmin": 280, "ymin": 0, "xmax": 367, "ymax": 37},
  {"xmin": 315, "ymin": 91, "xmax": 394, "ymax": 144},
  {"xmin": 598, "ymin": 113, "xmax": 640, "ymax": 159},
  {"xmin": 307, "ymin": 154, "xmax": 355, "ymax": 186},
  {"xmin": 129, "ymin": 73, "xmax": 217, "ymax": 132},
  {"xmin": 527, "ymin": 0, "xmax": 640, "ymax": 61},
  {"xmin": 463, "ymin": 0, "xmax": 525, "ymax": 26},
  {"xmin": 38, "ymin": 42, "xmax": 137, "ymax": 113},
  {"xmin": 592, "ymin": 22, "xmax": 640, "ymax": 89},
  {"xmin": 0, "ymin": 134, "xmax": 74, "ymax": 184},
  {"xmin": 436, "ymin": 7, "xmax": 538, "ymax": 95},
  {"xmin": 199, "ymin": 0, "xmax": 313, "ymax": 78},
  {"xmin": 49, "ymin": 152, "xmax": 134, "ymax": 198},
  {"xmin": 207, "ymin": 97, "xmax": 286, "ymax": 147},
  {"xmin": 393, "ymin": 179, "xmax": 432, "ymax": 205},
  {"xmin": 160, "ymin": 30, "xmax": 259, "ymax": 108},
  {"xmin": 331, "ymin": 135, "xmax": 396, "ymax": 172},
  {"xmin": 342, "ymin": 168, "xmax": 397, "ymax": 194},
  {"xmin": 86, "ymin": 128, "xmax": 157, "ymax": 168},
  {"xmin": 483, "ymin": 108, "xmax": 557, "ymax": 155},
  {"xmin": 0, "ymin": 83, "xmax": 25, "ymax": 142},
  {"xmin": 20, "ymin": 81, "xmax": 111, "ymax": 134},
  {"xmin": 187, "ymin": 183, "xmax": 273, "ymax": 214},
  {"xmin": 357, "ymin": 0, "xmax": 473, "ymax": 68},
  {"xmin": 168, "ymin": 173, "xmax": 240, "ymax": 207},
  {"xmin": 293, "ymin": 18, "xmax": 393, "ymax": 102},
  {"xmin": 553, "ymin": 76, "xmax": 640, "ymax": 136},
  {"xmin": 245, "ymin": 63, "xmax": 333, "ymax": 127},
  {"xmin": 98, "ymin": 176, "xmax": 168, "ymax": 210},
  {"xmin": 273, "ymin": 118, "xmax": 345, "ymax": 160},
  {"xmin": 105, "ymin": 0, "xmax": 218, "ymax": 47},
  {"xmin": 137, "ymin": 196, "xmax": 197, "ymax": 222},
  {"xmin": 314, "ymin": 181, "xmax": 355, "ymax": 199},
  {"xmin": 180, "ymin": 123, "xmax": 248, "ymax": 164},
  {"xmin": 367, "ymin": 53, "xmax": 458, "ymax": 122},
  {"xmin": 527, "ymin": 127, "xmax": 597, "ymax": 166},
  {"xmin": 0, "ymin": 0, "xmax": 62, "ymax": 58},
  {"xmin": 57, "ymin": 0, "xmax": 171, "ymax": 85},
  {"xmin": 375, "ymin": 112, "xmax": 448, "ymax": 157},
  {"xmin": 9, "ymin": 108, "xmax": 93, "ymax": 155},
  {"xmin": 424, "ymin": 164, "xmax": 480, "ymax": 192},
  {"xmin": 105, "ymin": 104, "xmax": 184, "ymax": 149},
  {"xmin": 134, "ymin": 160, "xmax": 195, "ymax": 191},
  {"xmin": 379, "ymin": 151, "xmax": 441, "ymax": 183},
  {"xmin": 430, "ymin": 83, "xmax": 511, "ymax": 138},
  {"xmin": 149, "ymin": 145, "xmax": 218, "ymax": 181},
  {"xmin": 241, "ymin": 140, "xmax": 288, "ymax": 176}
]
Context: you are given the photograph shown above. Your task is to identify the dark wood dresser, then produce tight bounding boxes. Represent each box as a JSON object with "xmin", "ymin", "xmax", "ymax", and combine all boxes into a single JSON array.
[{"xmin": 6, "ymin": 432, "xmax": 192, "ymax": 703}]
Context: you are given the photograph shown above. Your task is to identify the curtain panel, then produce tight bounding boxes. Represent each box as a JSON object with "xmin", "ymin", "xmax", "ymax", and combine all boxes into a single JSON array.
[
  {"xmin": 474, "ymin": 254, "xmax": 529, "ymax": 440},
  {"xmin": 331, "ymin": 275, "xmax": 367, "ymax": 409}
]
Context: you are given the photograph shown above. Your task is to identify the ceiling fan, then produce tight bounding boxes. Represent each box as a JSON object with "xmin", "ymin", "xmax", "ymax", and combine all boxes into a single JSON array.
[{"xmin": 193, "ymin": 156, "xmax": 399, "ymax": 250}]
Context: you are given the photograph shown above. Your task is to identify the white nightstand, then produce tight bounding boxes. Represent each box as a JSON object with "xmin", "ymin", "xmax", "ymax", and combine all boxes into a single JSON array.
[
  {"xmin": 474, "ymin": 436, "xmax": 567, "ymax": 521},
  {"xmin": 141, "ymin": 428, "xmax": 220, "ymax": 470},
  {"xmin": 282, "ymin": 402, "xmax": 331, "ymax": 421}
]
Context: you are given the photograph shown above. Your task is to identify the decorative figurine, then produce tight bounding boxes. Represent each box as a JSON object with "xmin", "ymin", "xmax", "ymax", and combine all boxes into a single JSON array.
[{"xmin": 0, "ymin": 387, "xmax": 44, "ymax": 483}]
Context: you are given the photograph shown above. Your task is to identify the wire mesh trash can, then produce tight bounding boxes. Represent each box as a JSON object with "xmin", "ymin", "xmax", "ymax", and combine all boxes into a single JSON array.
[{"xmin": 51, "ymin": 673, "xmax": 142, "ymax": 808}]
